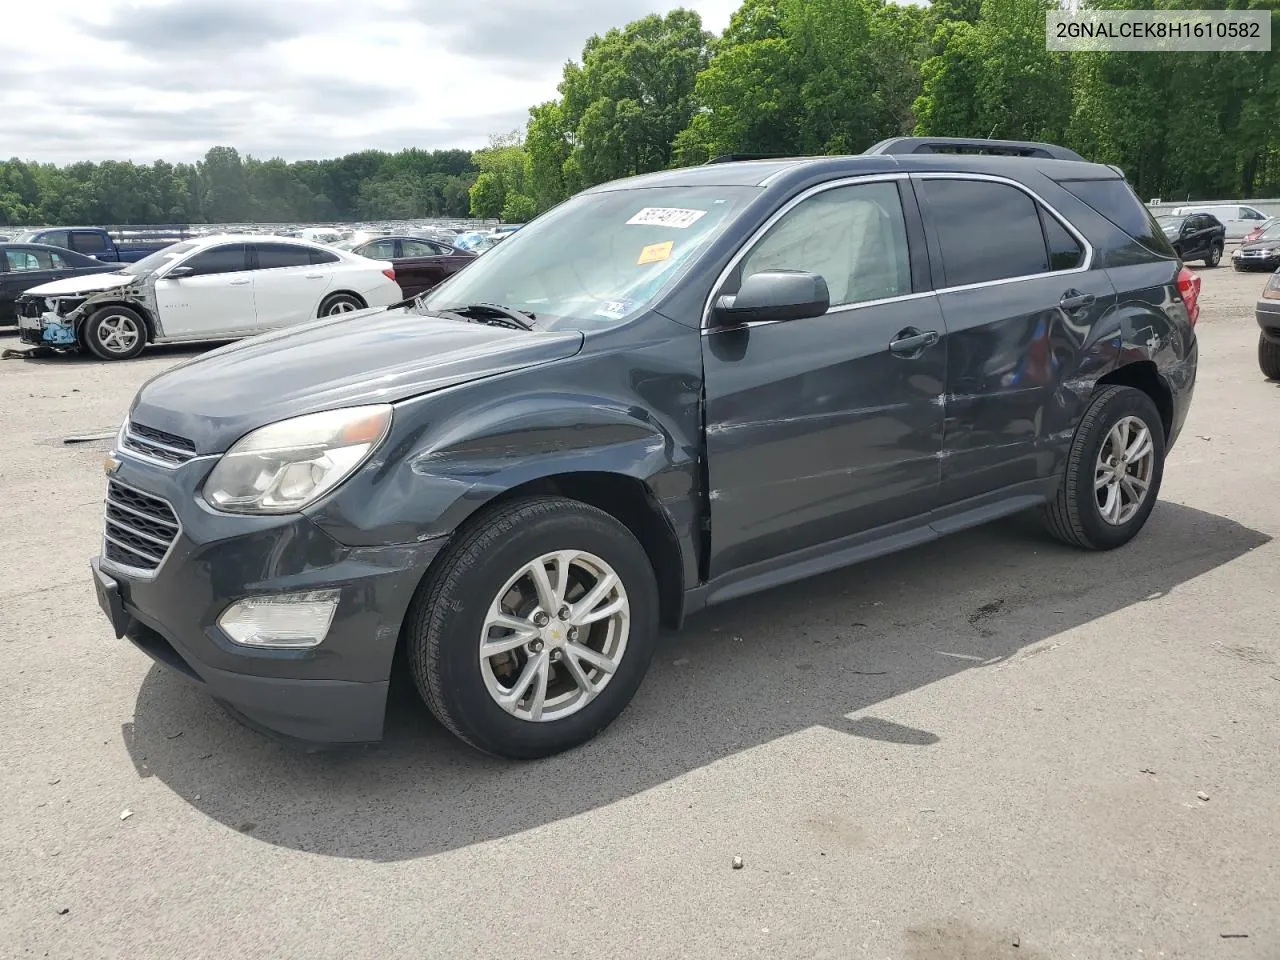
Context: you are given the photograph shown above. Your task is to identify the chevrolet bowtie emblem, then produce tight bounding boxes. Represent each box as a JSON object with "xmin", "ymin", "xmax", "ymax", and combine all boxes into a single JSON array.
[{"xmin": 103, "ymin": 456, "xmax": 121, "ymax": 476}]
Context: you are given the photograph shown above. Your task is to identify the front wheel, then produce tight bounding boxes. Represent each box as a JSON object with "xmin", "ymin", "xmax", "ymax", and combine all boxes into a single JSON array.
[
  {"xmin": 1260, "ymin": 334, "xmax": 1280, "ymax": 380},
  {"xmin": 1204, "ymin": 243, "xmax": 1222, "ymax": 267},
  {"xmin": 1041, "ymin": 385, "xmax": 1166, "ymax": 550},
  {"xmin": 83, "ymin": 306, "xmax": 148, "ymax": 361},
  {"xmin": 405, "ymin": 496, "xmax": 660, "ymax": 759}
]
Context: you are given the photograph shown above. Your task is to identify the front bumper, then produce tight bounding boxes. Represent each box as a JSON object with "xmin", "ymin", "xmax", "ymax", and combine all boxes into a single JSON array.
[
  {"xmin": 16, "ymin": 304, "xmax": 77, "ymax": 346},
  {"xmin": 1231, "ymin": 249, "xmax": 1280, "ymax": 270},
  {"xmin": 91, "ymin": 452, "xmax": 447, "ymax": 744},
  {"xmin": 1257, "ymin": 299, "xmax": 1280, "ymax": 342}
]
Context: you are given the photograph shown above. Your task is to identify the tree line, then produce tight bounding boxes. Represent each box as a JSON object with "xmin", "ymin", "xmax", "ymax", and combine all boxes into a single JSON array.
[{"xmin": 3, "ymin": 0, "xmax": 1277, "ymax": 228}]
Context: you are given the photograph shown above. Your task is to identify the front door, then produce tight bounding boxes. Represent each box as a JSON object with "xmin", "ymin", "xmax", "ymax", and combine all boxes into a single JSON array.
[
  {"xmin": 703, "ymin": 178, "xmax": 947, "ymax": 577},
  {"xmin": 153, "ymin": 242, "xmax": 255, "ymax": 338},
  {"xmin": 913, "ymin": 175, "xmax": 1118, "ymax": 506}
]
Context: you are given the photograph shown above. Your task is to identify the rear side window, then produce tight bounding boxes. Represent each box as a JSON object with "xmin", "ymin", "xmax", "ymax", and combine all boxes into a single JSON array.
[
  {"xmin": 309, "ymin": 247, "xmax": 339, "ymax": 265},
  {"xmin": 1040, "ymin": 209, "xmax": 1085, "ymax": 270},
  {"xmin": 70, "ymin": 231, "xmax": 110, "ymax": 253},
  {"xmin": 253, "ymin": 243, "xmax": 312, "ymax": 269},
  {"xmin": 39, "ymin": 230, "xmax": 69, "ymax": 249},
  {"xmin": 919, "ymin": 179, "xmax": 1053, "ymax": 286},
  {"xmin": 1056, "ymin": 178, "xmax": 1175, "ymax": 258}
]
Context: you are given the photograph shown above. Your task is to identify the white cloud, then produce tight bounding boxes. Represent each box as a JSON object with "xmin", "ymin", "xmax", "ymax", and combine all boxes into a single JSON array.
[{"xmin": 0, "ymin": 0, "xmax": 742, "ymax": 165}]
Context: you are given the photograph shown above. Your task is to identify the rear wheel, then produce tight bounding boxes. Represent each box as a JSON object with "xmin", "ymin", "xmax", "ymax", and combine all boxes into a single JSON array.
[
  {"xmin": 83, "ymin": 306, "xmax": 147, "ymax": 361},
  {"xmin": 1204, "ymin": 243, "xmax": 1222, "ymax": 267},
  {"xmin": 1259, "ymin": 334, "xmax": 1280, "ymax": 380},
  {"xmin": 404, "ymin": 496, "xmax": 660, "ymax": 759},
  {"xmin": 1041, "ymin": 385, "xmax": 1165, "ymax": 550},
  {"xmin": 318, "ymin": 292, "xmax": 364, "ymax": 317}
]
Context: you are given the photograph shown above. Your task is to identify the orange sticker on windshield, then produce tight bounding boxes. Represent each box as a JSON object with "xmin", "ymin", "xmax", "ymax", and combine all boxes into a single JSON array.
[{"xmin": 637, "ymin": 241, "xmax": 674, "ymax": 265}]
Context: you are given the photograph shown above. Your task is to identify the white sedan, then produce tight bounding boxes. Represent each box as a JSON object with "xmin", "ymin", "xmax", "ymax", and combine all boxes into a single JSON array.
[{"xmin": 15, "ymin": 234, "xmax": 402, "ymax": 360}]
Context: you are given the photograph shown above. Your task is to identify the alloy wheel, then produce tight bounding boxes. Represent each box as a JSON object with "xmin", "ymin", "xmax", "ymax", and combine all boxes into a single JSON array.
[
  {"xmin": 1094, "ymin": 415, "xmax": 1155, "ymax": 526},
  {"xmin": 479, "ymin": 550, "xmax": 630, "ymax": 723}
]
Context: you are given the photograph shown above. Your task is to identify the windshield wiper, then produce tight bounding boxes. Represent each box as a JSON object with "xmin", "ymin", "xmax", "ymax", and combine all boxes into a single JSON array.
[{"xmin": 434, "ymin": 302, "xmax": 534, "ymax": 331}]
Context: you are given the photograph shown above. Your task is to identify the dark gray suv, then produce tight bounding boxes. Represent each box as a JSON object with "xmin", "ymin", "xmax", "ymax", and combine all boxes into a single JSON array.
[{"xmin": 92, "ymin": 137, "xmax": 1200, "ymax": 759}]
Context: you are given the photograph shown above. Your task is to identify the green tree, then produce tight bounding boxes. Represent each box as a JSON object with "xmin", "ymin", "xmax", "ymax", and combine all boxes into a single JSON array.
[
  {"xmin": 469, "ymin": 172, "xmax": 505, "ymax": 218},
  {"xmin": 501, "ymin": 193, "xmax": 537, "ymax": 222}
]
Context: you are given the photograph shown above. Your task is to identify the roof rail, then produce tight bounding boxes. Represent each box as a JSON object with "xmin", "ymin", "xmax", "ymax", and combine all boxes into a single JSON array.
[
  {"xmin": 864, "ymin": 137, "xmax": 1085, "ymax": 162},
  {"xmin": 704, "ymin": 153, "xmax": 789, "ymax": 164}
]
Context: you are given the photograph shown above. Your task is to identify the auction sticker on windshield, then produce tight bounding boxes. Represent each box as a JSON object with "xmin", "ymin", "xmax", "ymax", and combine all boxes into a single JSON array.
[
  {"xmin": 595, "ymin": 299, "xmax": 636, "ymax": 320},
  {"xmin": 626, "ymin": 208, "xmax": 707, "ymax": 229},
  {"xmin": 637, "ymin": 241, "xmax": 674, "ymax": 264}
]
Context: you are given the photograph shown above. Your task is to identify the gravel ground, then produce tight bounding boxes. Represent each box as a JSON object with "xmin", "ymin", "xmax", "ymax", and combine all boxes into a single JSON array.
[{"xmin": 2, "ymin": 265, "xmax": 1278, "ymax": 960}]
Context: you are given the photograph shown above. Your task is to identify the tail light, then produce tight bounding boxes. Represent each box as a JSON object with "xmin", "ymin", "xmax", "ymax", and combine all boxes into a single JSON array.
[
  {"xmin": 382, "ymin": 267, "xmax": 396, "ymax": 282},
  {"xmin": 1176, "ymin": 266, "xmax": 1200, "ymax": 326}
]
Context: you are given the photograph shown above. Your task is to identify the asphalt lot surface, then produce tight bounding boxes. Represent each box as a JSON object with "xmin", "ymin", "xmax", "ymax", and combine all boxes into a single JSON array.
[{"xmin": 3, "ymin": 264, "xmax": 1278, "ymax": 960}]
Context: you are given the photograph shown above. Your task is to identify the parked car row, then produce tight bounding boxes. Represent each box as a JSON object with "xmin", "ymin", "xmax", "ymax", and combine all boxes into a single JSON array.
[{"xmin": 15, "ymin": 235, "xmax": 401, "ymax": 359}]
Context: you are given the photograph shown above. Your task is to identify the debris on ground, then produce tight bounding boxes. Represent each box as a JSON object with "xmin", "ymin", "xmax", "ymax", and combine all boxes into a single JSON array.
[
  {"xmin": 56, "ymin": 908, "xmax": 69, "ymax": 916},
  {"xmin": 62, "ymin": 433, "xmax": 117, "ymax": 444},
  {"xmin": 1197, "ymin": 792, "xmax": 1210, "ymax": 802},
  {"xmin": 119, "ymin": 809, "xmax": 133, "ymax": 821},
  {"xmin": 1220, "ymin": 933, "xmax": 1249, "ymax": 939},
  {"xmin": 732, "ymin": 855, "xmax": 744, "ymax": 870},
  {"xmin": 1140, "ymin": 768, "xmax": 1157, "ymax": 775},
  {"xmin": 3, "ymin": 346, "xmax": 57, "ymax": 360}
]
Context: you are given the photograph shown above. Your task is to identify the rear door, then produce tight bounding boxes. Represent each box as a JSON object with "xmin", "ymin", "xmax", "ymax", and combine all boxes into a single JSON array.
[
  {"xmin": 153, "ymin": 242, "xmax": 255, "ymax": 338},
  {"xmin": 396, "ymin": 238, "xmax": 459, "ymax": 296},
  {"xmin": 67, "ymin": 230, "xmax": 115, "ymax": 261},
  {"xmin": 702, "ymin": 177, "xmax": 947, "ymax": 576},
  {"xmin": 1, "ymin": 247, "xmax": 60, "ymax": 320},
  {"xmin": 914, "ymin": 174, "xmax": 1117, "ymax": 507},
  {"xmin": 248, "ymin": 242, "xmax": 334, "ymax": 327}
]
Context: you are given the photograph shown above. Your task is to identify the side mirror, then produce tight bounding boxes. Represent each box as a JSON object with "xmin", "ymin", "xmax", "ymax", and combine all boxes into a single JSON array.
[
  {"xmin": 165, "ymin": 265, "xmax": 193, "ymax": 279},
  {"xmin": 711, "ymin": 270, "xmax": 830, "ymax": 327}
]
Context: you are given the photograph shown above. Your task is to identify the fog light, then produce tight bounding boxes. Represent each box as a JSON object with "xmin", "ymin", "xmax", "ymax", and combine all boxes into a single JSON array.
[{"xmin": 217, "ymin": 590, "xmax": 340, "ymax": 649}]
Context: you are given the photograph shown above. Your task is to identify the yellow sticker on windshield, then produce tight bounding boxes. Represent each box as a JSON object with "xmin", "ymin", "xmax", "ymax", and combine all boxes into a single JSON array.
[{"xmin": 637, "ymin": 240, "xmax": 674, "ymax": 265}]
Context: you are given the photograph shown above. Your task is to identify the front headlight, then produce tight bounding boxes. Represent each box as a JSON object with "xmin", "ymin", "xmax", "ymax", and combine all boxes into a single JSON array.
[{"xmin": 203, "ymin": 405, "xmax": 392, "ymax": 514}]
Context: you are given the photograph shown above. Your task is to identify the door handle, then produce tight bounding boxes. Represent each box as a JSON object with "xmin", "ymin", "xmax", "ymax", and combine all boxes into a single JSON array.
[
  {"xmin": 889, "ymin": 327, "xmax": 939, "ymax": 356},
  {"xmin": 1059, "ymin": 291, "xmax": 1096, "ymax": 311},
  {"xmin": 304, "ymin": 273, "xmax": 324, "ymax": 279},
  {"xmin": 229, "ymin": 278, "xmax": 251, "ymax": 285}
]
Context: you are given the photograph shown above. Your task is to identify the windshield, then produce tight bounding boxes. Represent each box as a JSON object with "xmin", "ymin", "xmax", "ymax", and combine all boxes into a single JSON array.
[
  {"xmin": 1156, "ymin": 216, "xmax": 1183, "ymax": 230},
  {"xmin": 418, "ymin": 185, "xmax": 759, "ymax": 330},
  {"xmin": 1257, "ymin": 223, "xmax": 1280, "ymax": 241},
  {"xmin": 115, "ymin": 241, "xmax": 199, "ymax": 276}
]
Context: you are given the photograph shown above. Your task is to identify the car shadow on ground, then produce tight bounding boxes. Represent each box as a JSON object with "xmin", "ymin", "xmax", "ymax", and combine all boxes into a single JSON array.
[
  {"xmin": 2, "ymin": 341, "xmax": 229, "ymax": 364},
  {"xmin": 123, "ymin": 500, "xmax": 1268, "ymax": 862}
]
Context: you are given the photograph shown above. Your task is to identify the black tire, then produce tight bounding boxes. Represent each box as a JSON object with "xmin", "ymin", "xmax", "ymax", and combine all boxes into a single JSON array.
[
  {"xmin": 1260, "ymin": 334, "xmax": 1280, "ymax": 380},
  {"xmin": 318, "ymin": 292, "xmax": 365, "ymax": 317},
  {"xmin": 404, "ymin": 496, "xmax": 660, "ymax": 759},
  {"xmin": 1041, "ymin": 385, "xmax": 1166, "ymax": 550},
  {"xmin": 83, "ymin": 306, "xmax": 148, "ymax": 361},
  {"xmin": 1204, "ymin": 243, "xmax": 1222, "ymax": 267}
]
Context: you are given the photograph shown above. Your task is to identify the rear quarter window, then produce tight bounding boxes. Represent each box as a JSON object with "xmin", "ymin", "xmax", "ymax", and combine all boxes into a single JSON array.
[{"xmin": 1056, "ymin": 179, "xmax": 1176, "ymax": 259}]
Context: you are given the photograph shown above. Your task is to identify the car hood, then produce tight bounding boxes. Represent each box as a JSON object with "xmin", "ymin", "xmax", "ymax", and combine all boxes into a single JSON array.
[
  {"xmin": 128, "ymin": 306, "xmax": 585, "ymax": 453},
  {"xmin": 22, "ymin": 271, "xmax": 135, "ymax": 297},
  {"xmin": 1240, "ymin": 238, "xmax": 1280, "ymax": 251}
]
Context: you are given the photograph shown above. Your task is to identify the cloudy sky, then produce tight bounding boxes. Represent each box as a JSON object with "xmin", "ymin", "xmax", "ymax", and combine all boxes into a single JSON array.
[{"xmin": 1, "ymin": 0, "xmax": 741, "ymax": 166}]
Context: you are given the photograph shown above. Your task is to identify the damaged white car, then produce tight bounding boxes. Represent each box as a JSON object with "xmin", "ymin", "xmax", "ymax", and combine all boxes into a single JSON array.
[{"xmin": 16, "ymin": 234, "xmax": 402, "ymax": 360}]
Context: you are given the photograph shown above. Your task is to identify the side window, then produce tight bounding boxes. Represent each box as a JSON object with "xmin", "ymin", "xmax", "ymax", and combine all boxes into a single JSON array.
[
  {"xmin": 1244, "ymin": 207, "xmax": 1266, "ymax": 220},
  {"xmin": 1040, "ymin": 208, "xmax": 1085, "ymax": 271},
  {"xmin": 309, "ymin": 247, "xmax": 339, "ymax": 265},
  {"xmin": 49, "ymin": 251, "xmax": 69, "ymax": 269},
  {"xmin": 40, "ymin": 231, "xmax": 69, "ymax": 249},
  {"xmin": 362, "ymin": 239, "xmax": 397, "ymax": 260},
  {"xmin": 70, "ymin": 231, "xmax": 110, "ymax": 254},
  {"xmin": 736, "ymin": 180, "xmax": 912, "ymax": 307},
  {"xmin": 919, "ymin": 179, "xmax": 1049, "ymax": 286},
  {"xmin": 400, "ymin": 239, "xmax": 441, "ymax": 257},
  {"xmin": 181, "ymin": 244, "xmax": 248, "ymax": 277},
  {"xmin": 253, "ymin": 243, "xmax": 312, "ymax": 269},
  {"xmin": 5, "ymin": 249, "xmax": 51, "ymax": 271}
]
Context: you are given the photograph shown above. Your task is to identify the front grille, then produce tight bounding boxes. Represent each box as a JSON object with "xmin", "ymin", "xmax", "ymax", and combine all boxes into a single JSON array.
[
  {"xmin": 121, "ymin": 421, "xmax": 197, "ymax": 465},
  {"xmin": 104, "ymin": 481, "xmax": 180, "ymax": 573}
]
